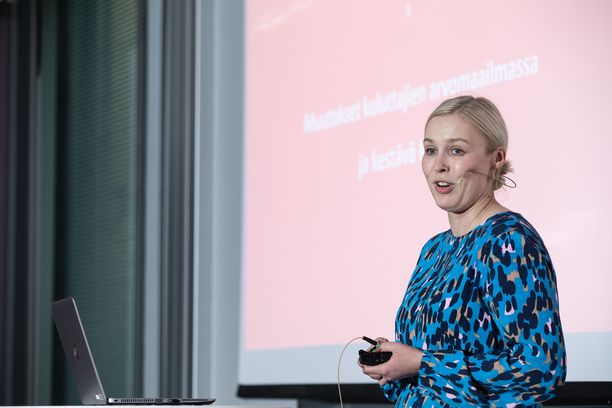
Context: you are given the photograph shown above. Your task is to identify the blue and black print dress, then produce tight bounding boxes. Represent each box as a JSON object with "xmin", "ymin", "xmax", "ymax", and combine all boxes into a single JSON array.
[{"xmin": 383, "ymin": 211, "xmax": 566, "ymax": 407}]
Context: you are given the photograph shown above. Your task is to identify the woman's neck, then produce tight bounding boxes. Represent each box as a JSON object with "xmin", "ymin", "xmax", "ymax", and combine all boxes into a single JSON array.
[{"xmin": 448, "ymin": 195, "xmax": 509, "ymax": 237}]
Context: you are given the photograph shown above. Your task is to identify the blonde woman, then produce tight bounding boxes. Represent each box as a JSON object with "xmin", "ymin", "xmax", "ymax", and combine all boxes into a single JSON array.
[{"xmin": 360, "ymin": 96, "xmax": 566, "ymax": 407}]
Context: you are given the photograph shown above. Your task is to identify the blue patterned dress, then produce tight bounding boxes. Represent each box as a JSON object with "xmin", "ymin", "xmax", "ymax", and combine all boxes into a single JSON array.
[{"xmin": 382, "ymin": 211, "xmax": 566, "ymax": 407}]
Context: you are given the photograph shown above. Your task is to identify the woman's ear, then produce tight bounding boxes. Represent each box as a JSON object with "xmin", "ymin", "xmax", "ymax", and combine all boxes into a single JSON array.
[{"xmin": 493, "ymin": 147, "xmax": 506, "ymax": 169}]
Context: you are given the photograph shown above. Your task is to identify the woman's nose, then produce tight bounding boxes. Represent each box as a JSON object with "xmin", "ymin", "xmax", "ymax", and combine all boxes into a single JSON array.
[{"xmin": 434, "ymin": 153, "xmax": 449, "ymax": 172}]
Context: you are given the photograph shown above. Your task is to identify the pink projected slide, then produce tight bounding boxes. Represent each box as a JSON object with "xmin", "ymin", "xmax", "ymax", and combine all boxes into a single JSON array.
[{"xmin": 243, "ymin": 0, "xmax": 612, "ymax": 351}]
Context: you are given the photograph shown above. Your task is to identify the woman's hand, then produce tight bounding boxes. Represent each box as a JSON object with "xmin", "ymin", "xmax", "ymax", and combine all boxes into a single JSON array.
[{"xmin": 358, "ymin": 339, "xmax": 424, "ymax": 386}]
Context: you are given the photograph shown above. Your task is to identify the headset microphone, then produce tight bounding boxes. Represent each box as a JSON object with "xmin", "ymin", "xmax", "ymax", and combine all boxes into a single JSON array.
[{"xmin": 455, "ymin": 169, "xmax": 489, "ymax": 186}]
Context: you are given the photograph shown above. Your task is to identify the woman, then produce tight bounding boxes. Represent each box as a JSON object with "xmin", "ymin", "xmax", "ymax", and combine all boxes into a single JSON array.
[{"xmin": 360, "ymin": 96, "xmax": 566, "ymax": 407}]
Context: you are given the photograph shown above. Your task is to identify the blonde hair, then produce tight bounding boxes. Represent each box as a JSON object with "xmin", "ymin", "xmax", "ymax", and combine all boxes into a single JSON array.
[{"xmin": 426, "ymin": 95, "xmax": 513, "ymax": 190}]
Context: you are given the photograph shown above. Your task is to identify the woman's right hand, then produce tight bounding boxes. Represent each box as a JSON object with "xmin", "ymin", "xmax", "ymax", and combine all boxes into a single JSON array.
[
  {"xmin": 358, "ymin": 338, "xmax": 423, "ymax": 386},
  {"xmin": 358, "ymin": 337, "xmax": 389, "ymax": 382}
]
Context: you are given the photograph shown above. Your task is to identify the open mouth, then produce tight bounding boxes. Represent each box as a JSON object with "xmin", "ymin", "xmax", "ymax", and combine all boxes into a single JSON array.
[{"xmin": 433, "ymin": 180, "xmax": 454, "ymax": 193}]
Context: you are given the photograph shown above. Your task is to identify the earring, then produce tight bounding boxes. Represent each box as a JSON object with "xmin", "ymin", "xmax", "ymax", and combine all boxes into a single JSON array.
[{"xmin": 500, "ymin": 175, "xmax": 517, "ymax": 189}]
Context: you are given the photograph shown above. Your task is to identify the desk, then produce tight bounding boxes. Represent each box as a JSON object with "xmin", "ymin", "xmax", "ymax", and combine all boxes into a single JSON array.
[{"xmin": 10, "ymin": 406, "xmax": 290, "ymax": 408}]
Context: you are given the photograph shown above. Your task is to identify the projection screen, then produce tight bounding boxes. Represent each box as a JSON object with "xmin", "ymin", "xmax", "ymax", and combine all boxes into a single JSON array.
[{"xmin": 240, "ymin": 0, "xmax": 612, "ymax": 401}]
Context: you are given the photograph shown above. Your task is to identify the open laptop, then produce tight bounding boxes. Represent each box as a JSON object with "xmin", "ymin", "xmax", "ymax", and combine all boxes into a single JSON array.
[{"xmin": 52, "ymin": 297, "xmax": 215, "ymax": 405}]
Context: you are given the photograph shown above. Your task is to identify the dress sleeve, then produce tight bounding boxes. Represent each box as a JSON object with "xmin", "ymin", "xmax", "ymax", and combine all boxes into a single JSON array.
[
  {"xmin": 381, "ymin": 379, "xmax": 404, "ymax": 402},
  {"xmin": 417, "ymin": 228, "xmax": 566, "ymax": 407}
]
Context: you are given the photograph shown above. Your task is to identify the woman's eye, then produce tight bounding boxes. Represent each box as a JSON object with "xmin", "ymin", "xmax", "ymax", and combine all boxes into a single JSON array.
[
  {"xmin": 424, "ymin": 147, "xmax": 436, "ymax": 155},
  {"xmin": 450, "ymin": 147, "xmax": 464, "ymax": 155}
]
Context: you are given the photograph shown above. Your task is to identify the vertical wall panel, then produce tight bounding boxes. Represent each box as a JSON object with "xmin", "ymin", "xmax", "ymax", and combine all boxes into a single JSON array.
[{"xmin": 55, "ymin": 0, "xmax": 144, "ymax": 403}]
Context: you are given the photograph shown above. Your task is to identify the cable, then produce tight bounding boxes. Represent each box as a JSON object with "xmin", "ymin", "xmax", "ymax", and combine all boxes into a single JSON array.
[{"xmin": 337, "ymin": 336, "xmax": 364, "ymax": 408}]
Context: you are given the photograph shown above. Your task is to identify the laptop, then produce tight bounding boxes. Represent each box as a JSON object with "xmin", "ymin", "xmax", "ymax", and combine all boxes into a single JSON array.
[{"xmin": 52, "ymin": 297, "xmax": 215, "ymax": 405}]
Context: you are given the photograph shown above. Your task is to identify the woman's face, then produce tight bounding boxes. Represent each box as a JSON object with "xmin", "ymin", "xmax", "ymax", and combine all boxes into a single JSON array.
[{"xmin": 422, "ymin": 114, "xmax": 500, "ymax": 214}]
